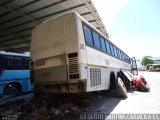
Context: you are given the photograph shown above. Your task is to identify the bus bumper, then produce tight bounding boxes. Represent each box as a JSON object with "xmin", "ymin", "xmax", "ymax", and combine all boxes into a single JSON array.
[{"xmin": 34, "ymin": 81, "xmax": 85, "ymax": 95}]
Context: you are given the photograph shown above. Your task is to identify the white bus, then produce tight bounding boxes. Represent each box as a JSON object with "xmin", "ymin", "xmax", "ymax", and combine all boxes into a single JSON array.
[{"xmin": 30, "ymin": 12, "xmax": 137, "ymax": 97}]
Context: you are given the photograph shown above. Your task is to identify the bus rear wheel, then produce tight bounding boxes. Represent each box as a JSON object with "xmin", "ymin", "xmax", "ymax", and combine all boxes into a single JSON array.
[
  {"xmin": 4, "ymin": 84, "xmax": 21, "ymax": 96},
  {"xmin": 116, "ymin": 77, "xmax": 128, "ymax": 98}
]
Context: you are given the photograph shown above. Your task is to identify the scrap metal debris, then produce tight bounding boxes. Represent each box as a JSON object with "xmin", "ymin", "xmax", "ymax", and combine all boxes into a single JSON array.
[{"xmin": 0, "ymin": 92, "xmax": 111, "ymax": 120}]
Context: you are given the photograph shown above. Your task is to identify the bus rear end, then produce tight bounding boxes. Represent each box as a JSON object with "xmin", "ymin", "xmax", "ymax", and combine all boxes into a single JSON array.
[{"xmin": 31, "ymin": 12, "xmax": 85, "ymax": 94}]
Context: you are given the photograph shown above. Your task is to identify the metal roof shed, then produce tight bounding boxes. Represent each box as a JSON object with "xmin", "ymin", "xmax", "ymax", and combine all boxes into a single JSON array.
[{"xmin": 0, "ymin": 0, "xmax": 109, "ymax": 52}]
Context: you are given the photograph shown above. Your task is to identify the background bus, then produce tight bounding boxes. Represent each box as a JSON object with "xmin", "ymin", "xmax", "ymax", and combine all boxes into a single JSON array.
[
  {"xmin": 0, "ymin": 51, "xmax": 33, "ymax": 96},
  {"xmin": 146, "ymin": 64, "xmax": 160, "ymax": 72},
  {"xmin": 30, "ymin": 12, "xmax": 137, "ymax": 98},
  {"xmin": 152, "ymin": 64, "xmax": 160, "ymax": 72}
]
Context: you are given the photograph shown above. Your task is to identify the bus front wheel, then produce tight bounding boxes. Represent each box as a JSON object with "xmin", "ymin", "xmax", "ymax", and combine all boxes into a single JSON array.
[{"xmin": 4, "ymin": 83, "xmax": 21, "ymax": 96}]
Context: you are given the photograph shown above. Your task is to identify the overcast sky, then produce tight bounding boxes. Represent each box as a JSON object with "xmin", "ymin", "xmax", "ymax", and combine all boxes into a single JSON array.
[{"xmin": 92, "ymin": 0, "xmax": 160, "ymax": 59}]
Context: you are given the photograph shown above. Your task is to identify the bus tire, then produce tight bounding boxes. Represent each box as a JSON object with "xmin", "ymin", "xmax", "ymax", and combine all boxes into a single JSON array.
[
  {"xmin": 4, "ymin": 83, "xmax": 21, "ymax": 96},
  {"xmin": 140, "ymin": 81, "xmax": 150, "ymax": 92},
  {"xmin": 116, "ymin": 77, "xmax": 128, "ymax": 98}
]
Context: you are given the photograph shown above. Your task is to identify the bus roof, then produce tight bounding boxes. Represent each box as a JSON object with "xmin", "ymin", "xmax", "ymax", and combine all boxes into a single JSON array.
[
  {"xmin": 0, "ymin": 51, "xmax": 30, "ymax": 57},
  {"xmin": 32, "ymin": 12, "xmax": 130, "ymax": 59}
]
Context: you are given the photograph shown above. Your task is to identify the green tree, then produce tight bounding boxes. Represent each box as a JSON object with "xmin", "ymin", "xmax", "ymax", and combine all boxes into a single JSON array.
[{"xmin": 141, "ymin": 56, "xmax": 154, "ymax": 66}]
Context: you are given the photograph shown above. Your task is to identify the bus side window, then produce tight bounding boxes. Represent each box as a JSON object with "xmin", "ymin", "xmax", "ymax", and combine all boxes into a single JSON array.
[
  {"xmin": 4, "ymin": 57, "xmax": 13, "ymax": 69},
  {"xmin": 8, "ymin": 59, "xmax": 12, "ymax": 68},
  {"xmin": 124, "ymin": 55, "xmax": 126, "ymax": 62},
  {"xmin": 15, "ymin": 58, "xmax": 22, "ymax": 69},
  {"xmin": 113, "ymin": 46, "xmax": 118, "ymax": 57},
  {"xmin": 121, "ymin": 52, "xmax": 123, "ymax": 60},
  {"xmin": 117, "ymin": 50, "xmax": 120, "ymax": 59},
  {"xmin": 125, "ymin": 55, "xmax": 128, "ymax": 62},
  {"xmin": 92, "ymin": 31, "xmax": 101, "ymax": 49},
  {"xmin": 83, "ymin": 25, "xmax": 94, "ymax": 46},
  {"xmin": 105, "ymin": 40, "xmax": 111, "ymax": 54},
  {"xmin": 23, "ymin": 59, "xmax": 29, "ymax": 69},
  {"xmin": 122, "ymin": 53, "xmax": 125, "ymax": 61},
  {"xmin": 0, "ymin": 56, "xmax": 3, "ymax": 74},
  {"xmin": 0, "ymin": 56, "xmax": 2, "ymax": 68},
  {"xmin": 128, "ymin": 57, "xmax": 130, "ymax": 63},
  {"xmin": 100, "ymin": 37, "xmax": 106, "ymax": 52},
  {"xmin": 109, "ymin": 44, "xmax": 115, "ymax": 56}
]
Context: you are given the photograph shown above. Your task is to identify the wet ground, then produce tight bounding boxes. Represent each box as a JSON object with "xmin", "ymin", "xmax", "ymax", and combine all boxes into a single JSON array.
[{"xmin": 0, "ymin": 71, "xmax": 160, "ymax": 120}]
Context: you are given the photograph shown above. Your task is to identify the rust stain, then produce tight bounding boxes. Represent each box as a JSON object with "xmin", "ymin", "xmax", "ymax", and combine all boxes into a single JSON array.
[{"xmin": 42, "ymin": 72, "xmax": 50, "ymax": 77}]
